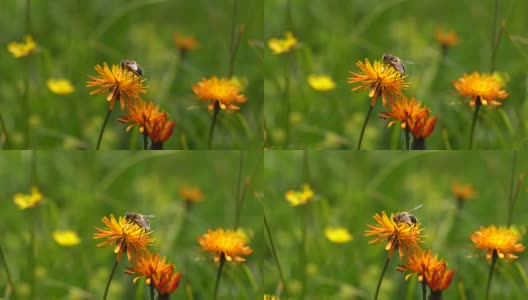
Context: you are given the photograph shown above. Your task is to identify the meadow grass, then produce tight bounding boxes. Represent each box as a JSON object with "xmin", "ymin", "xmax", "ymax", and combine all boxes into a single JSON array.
[
  {"xmin": 263, "ymin": 151, "xmax": 527, "ymax": 299},
  {"xmin": 1, "ymin": 0, "xmax": 263, "ymax": 149},
  {"xmin": 0, "ymin": 151, "xmax": 263, "ymax": 299},
  {"xmin": 264, "ymin": 0, "xmax": 528, "ymax": 149}
]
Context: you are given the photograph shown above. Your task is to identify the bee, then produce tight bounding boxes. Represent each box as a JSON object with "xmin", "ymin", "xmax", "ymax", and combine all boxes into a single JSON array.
[
  {"xmin": 125, "ymin": 212, "xmax": 154, "ymax": 230},
  {"xmin": 382, "ymin": 53, "xmax": 406, "ymax": 74},
  {"xmin": 120, "ymin": 60, "xmax": 143, "ymax": 77},
  {"xmin": 393, "ymin": 204, "xmax": 423, "ymax": 227}
]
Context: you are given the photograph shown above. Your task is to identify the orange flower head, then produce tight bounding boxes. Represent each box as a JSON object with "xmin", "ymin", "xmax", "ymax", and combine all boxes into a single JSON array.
[
  {"xmin": 86, "ymin": 62, "xmax": 148, "ymax": 110},
  {"xmin": 118, "ymin": 99, "xmax": 175, "ymax": 143},
  {"xmin": 179, "ymin": 185, "xmax": 204, "ymax": 203},
  {"xmin": 470, "ymin": 225, "xmax": 525, "ymax": 262},
  {"xmin": 285, "ymin": 183, "xmax": 314, "ymax": 206},
  {"xmin": 192, "ymin": 76, "xmax": 247, "ymax": 113},
  {"xmin": 397, "ymin": 248, "xmax": 455, "ymax": 292},
  {"xmin": 365, "ymin": 211, "xmax": 425, "ymax": 259},
  {"xmin": 451, "ymin": 181, "xmax": 476, "ymax": 201},
  {"xmin": 125, "ymin": 251, "xmax": 182, "ymax": 295},
  {"xmin": 198, "ymin": 228, "xmax": 253, "ymax": 265},
  {"xmin": 453, "ymin": 72, "xmax": 508, "ymax": 109},
  {"xmin": 348, "ymin": 59, "xmax": 410, "ymax": 107},
  {"xmin": 93, "ymin": 214, "xmax": 154, "ymax": 262},
  {"xmin": 174, "ymin": 32, "xmax": 199, "ymax": 51},
  {"xmin": 435, "ymin": 29, "xmax": 460, "ymax": 47},
  {"xmin": 379, "ymin": 96, "xmax": 437, "ymax": 140}
]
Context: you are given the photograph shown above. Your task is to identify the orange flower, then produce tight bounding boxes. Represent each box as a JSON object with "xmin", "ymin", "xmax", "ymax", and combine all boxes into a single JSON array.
[
  {"xmin": 179, "ymin": 185, "xmax": 204, "ymax": 203},
  {"xmin": 348, "ymin": 59, "xmax": 410, "ymax": 107},
  {"xmin": 365, "ymin": 211, "xmax": 425, "ymax": 259},
  {"xmin": 86, "ymin": 62, "xmax": 148, "ymax": 110},
  {"xmin": 397, "ymin": 248, "xmax": 454, "ymax": 292},
  {"xmin": 198, "ymin": 228, "xmax": 253, "ymax": 265},
  {"xmin": 453, "ymin": 72, "xmax": 508, "ymax": 109},
  {"xmin": 125, "ymin": 251, "xmax": 182, "ymax": 295},
  {"xmin": 451, "ymin": 181, "xmax": 476, "ymax": 201},
  {"xmin": 93, "ymin": 214, "xmax": 154, "ymax": 262},
  {"xmin": 435, "ymin": 29, "xmax": 460, "ymax": 48},
  {"xmin": 174, "ymin": 32, "xmax": 199, "ymax": 52},
  {"xmin": 407, "ymin": 115, "xmax": 437, "ymax": 140},
  {"xmin": 192, "ymin": 76, "xmax": 247, "ymax": 112},
  {"xmin": 379, "ymin": 96, "xmax": 437, "ymax": 140},
  {"xmin": 470, "ymin": 225, "xmax": 525, "ymax": 262},
  {"xmin": 118, "ymin": 99, "xmax": 175, "ymax": 143}
]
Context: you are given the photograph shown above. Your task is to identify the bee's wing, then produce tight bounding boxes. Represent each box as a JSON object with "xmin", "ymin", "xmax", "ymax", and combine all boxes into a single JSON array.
[
  {"xmin": 409, "ymin": 204, "xmax": 423, "ymax": 212},
  {"xmin": 393, "ymin": 61, "xmax": 406, "ymax": 73},
  {"xmin": 142, "ymin": 214, "xmax": 156, "ymax": 217}
]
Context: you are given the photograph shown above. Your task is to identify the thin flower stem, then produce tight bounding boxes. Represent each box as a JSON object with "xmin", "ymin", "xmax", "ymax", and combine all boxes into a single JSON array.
[
  {"xmin": 374, "ymin": 256, "xmax": 391, "ymax": 300},
  {"xmin": 149, "ymin": 284, "xmax": 155, "ymax": 300},
  {"xmin": 23, "ymin": 56, "xmax": 30, "ymax": 148},
  {"xmin": 227, "ymin": 0, "xmax": 240, "ymax": 78},
  {"xmin": 0, "ymin": 113, "xmax": 9, "ymax": 149},
  {"xmin": 506, "ymin": 151, "xmax": 517, "ymax": 227},
  {"xmin": 422, "ymin": 280, "xmax": 427, "ymax": 300},
  {"xmin": 207, "ymin": 102, "xmax": 220, "ymax": 149},
  {"xmin": 0, "ymin": 243, "xmax": 17, "ymax": 299},
  {"xmin": 143, "ymin": 131, "xmax": 148, "ymax": 150},
  {"xmin": 300, "ymin": 205, "xmax": 308, "ymax": 300},
  {"xmin": 263, "ymin": 214, "xmax": 289, "ymax": 298},
  {"xmin": 468, "ymin": 98, "xmax": 481, "ymax": 150},
  {"xmin": 485, "ymin": 252, "xmax": 498, "ymax": 300},
  {"xmin": 405, "ymin": 127, "xmax": 410, "ymax": 150},
  {"xmin": 96, "ymin": 108, "xmax": 113, "ymax": 150},
  {"xmin": 283, "ymin": 54, "xmax": 291, "ymax": 147},
  {"xmin": 490, "ymin": 0, "xmax": 498, "ymax": 73},
  {"xmin": 213, "ymin": 256, "xmax": 226, "ymax": 300},
  {"xmin": 233, "ymin": 150, "xmax": 244, "ymax": 230},
  {"xmin": 103, "ymin": 260, "xmax": 119, "ymax": 300},
  {"xmin": 29, "ymin": 209, "xmax": 36, "ymax": 300},
  {"xmin": 357, "ymin": 103, "xmax": 374, "ymax": 150}
]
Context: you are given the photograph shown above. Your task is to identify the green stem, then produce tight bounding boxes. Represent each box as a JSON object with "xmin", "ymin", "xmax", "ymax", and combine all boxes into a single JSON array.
[
  {"xmin": 283, "ymin": 54, "xmax": 291, "ymax": 147},
  {"xmin": 149, "ymin": 283, "xmax": 155, "ymax": 300},
  {"xmin": 373, "ymin": 256, "xmax": 391, "ymax": 300},
  {"xmin": 506, "ymin": 151, "xmax": 517, "ymax": 227},
  {"xmin": 0, "ymin": 243, "xmax": 17, "ymax": 299},
  {"xmin": 468, "ymin": 98, "xmax": 481, "ymax": 150},
  {"xmin": 143, "ymin": 131, "xmax": 148, "ymax": 150},
  {"xmin": 485, "ymin": 252, "xmax": 498, "ymax": 300},
  {"xmin": 29, "ymin": 209, "xmax": 36, "ymax": 300},
  {"xmin": 263, "ymin": 214, "xmax": 289, "ymax": 298},
  {"xmin": 422, "ymin": 280, "xmax": 427, "ymax": 300},
  {"xmin": 300, "ymin": 204, "xmax": 308, "ymax": 300},
  {"xmin": 96, "ymin": 108, "xmax": 113, "ymax": 150},
  {"xmin": 227, "ymin": 0, "xmax": 240, "ymax": 78},
  {"xmin": 0, "ymin": 113, "xmax": 9, "ymax": 149},
  {"xmin": 213, "ymin": 256, "xmax": 226, "ymax": 300},
  {"xmin": 233, "ymin": 150, "xmax": 244, "ymax": 230},
  {"xmin": 103, "ymin": 260, "xmax": 119, "ymax": 300},
  {"xmin": 207, "ymin": 102, "xmax": 220, "ymax": 149},
  {"xmin": 357, "ymin": 103, "xmax": 374, "ymax": 150},
  {"xmin": 405, "ymin": 127, "xmax": 410, "ymax": 150},
  {"xmin": 490, "ymin": 0, "xmax": 498, "ymax": 73}
]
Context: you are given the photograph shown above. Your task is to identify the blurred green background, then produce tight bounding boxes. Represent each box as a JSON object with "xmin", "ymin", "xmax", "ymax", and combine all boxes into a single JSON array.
[
  {"xmin": 263, "ymin": 151, "xmax": 528, "ymax": 299},
  {"xmin": 1, "ymin": 0, "xmax": 263, "ymax": 149},
  {"xmin": 264, "ymin": 0, "xmax": 528, "ymax": 149},
  {"xmin": 0, "ymin": 151, "xmax": 263, "ymax": 299}
]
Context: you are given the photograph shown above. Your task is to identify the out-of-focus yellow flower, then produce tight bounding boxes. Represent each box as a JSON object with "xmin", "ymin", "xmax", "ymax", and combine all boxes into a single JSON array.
[
  {"xmin": 348, "ymin": 59, "xmax": 410, "ymax": 107},
  {"xmin": 86, "ymin": 62, "xmax": 148, "ymax": 110},
  {"xmin": 53, "ymin": 230, "xmax": 81, "ymax": 246},
  {"xmin": 436, "ymin": 29, "xmax": 460, "ymax": 48},
  {"xmin": 285, "ymin": 184, "xmax": 314, "ymax": 206},
  {"xmin": 268, "ymin": 32, "xmax": 298, "ymax": 54},
  {"xmin": 192, "ymin": 76, "xmax": 247, "ymax": 113},
  {"xmin": 453, "ymin": 72, "xmax": 508, "ymax": 109},
  {"xmin": 125, "ymin": 251, "xmax": 182, "ymax": 295},
  {"xmin": 365, "ymin": 211, "xmax": 425, "ymax": 259},
  {"xmin": 264, "ymin": 295, "xmax": 279, "ymax": 300},
  {"xmin": 325, "ymin": 227, "xmax": 353, "ymax": 243},
  {"xmin": 7, "ymin": 35, "xmax": 37, "ymax": 58},
  {"xmin": 470, "ymin": 225, "xmax": 525, "ymax": 262},
  {"xmin": 397, "ymin": 248, "xmax": 454, "ymax": 292},
  {"xmin": 47, "ymin": 79, "xmax": 75, "ymax": 95},
  {"xmin": 13, "ymin": 187, "xmax": 43, "ymax": 209},
  {"xmin": 93, "ymin": 214, "xmax": 154, "ymax": 262},
  {"xmin": 174, "ymin": 32, "xmax": 199, "ymax": 52},
  {"xmin": 198, "ymin": 228, "xmax": 253, "ymax": 265},
  {"xmin": 308, "ymin": 75, "xmax": 336, "ymax": 91}
]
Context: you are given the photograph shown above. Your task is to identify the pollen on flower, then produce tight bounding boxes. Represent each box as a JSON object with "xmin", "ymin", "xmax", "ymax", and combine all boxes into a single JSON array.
[
  {"xmin": 192, "ymin": 76, "xmax": 247, "ymax": 113},
  {"xmin": 198, "ymin": 228, "xmax": 253, "ymax": 265},
  {"xmin": 86, "ymin": 62, "xmax": 148, "ymax": 110},
  {"xmin": 348, "ymin": 59, "xmax": 410, "ymax": 107}
]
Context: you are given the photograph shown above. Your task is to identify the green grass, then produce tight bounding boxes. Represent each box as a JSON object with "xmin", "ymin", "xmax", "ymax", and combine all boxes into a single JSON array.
[
  {"xmin": 1, "ymin": 0, "xmax": 263, "ymax": 149},
  {"xmin": 0, "ymin": 151, "xmax": 263, "ymax": 299},
  {"xmin": 263, "ymin": 151, "xmax": 528, "ymax": 299},
  {"xmin": 264, "ymin": 0, "xmax": 528, "ymax": 149}
]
